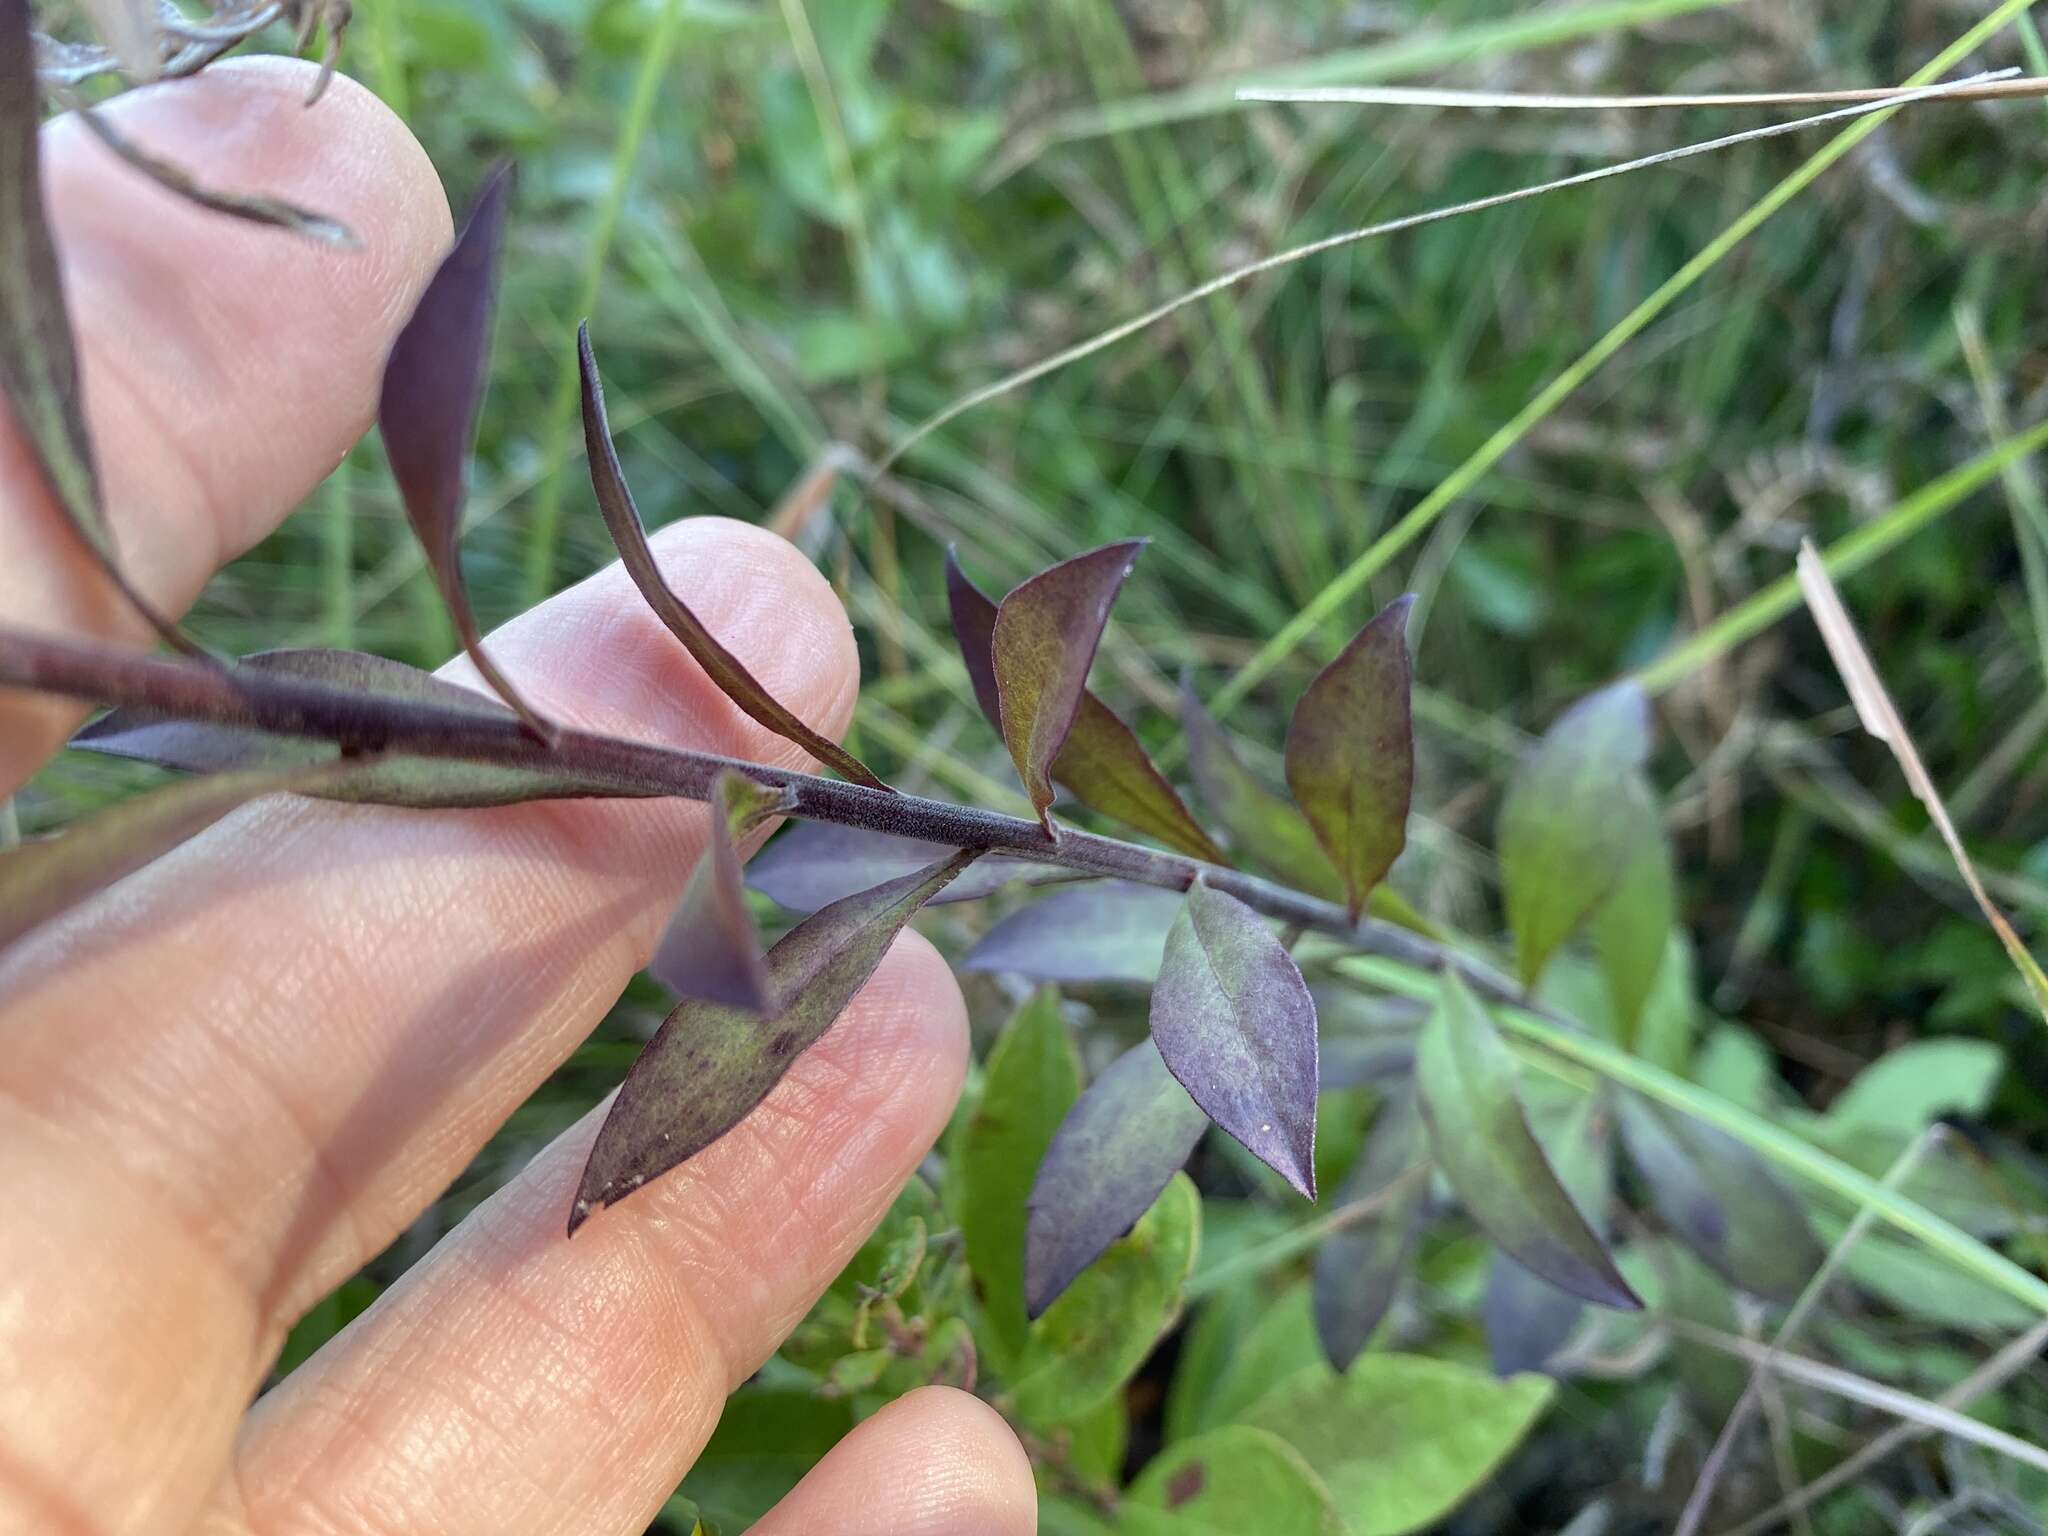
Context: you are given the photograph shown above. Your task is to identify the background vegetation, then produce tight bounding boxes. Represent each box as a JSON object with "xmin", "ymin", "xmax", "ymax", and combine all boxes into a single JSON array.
[{"xmin": 22, "ymin": 0, "xmax": 2048, "ymax": 1531}]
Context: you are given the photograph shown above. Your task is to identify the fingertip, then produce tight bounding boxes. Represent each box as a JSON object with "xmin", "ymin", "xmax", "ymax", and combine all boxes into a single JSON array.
[
  {"xmin": 752, "ymin": 1386, "xmax": 1037, "ymax": 1536},
  {"xmin": 41, "ymin": 54, "xmax": 452, "ymax": 566}
]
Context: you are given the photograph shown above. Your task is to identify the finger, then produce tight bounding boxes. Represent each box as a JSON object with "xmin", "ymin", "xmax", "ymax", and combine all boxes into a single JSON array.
[
  {"xmin": 223, "ymin": 937, "xmax": 970, "ymax": 1536},
  {"xmin": 749, "ymin": 1389, "xmax": 1037, "ymax": 1536},
  {"xmin": 0, "ymin": 518, "xmax": 860, "ymax": 1536},
  {"xmin": 0, "ymin": 56, "xmax": 450, "ymax": 792}
]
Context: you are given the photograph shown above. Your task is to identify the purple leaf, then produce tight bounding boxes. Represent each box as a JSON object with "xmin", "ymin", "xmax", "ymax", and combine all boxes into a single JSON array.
[
  {"xmin": 1416, "ymin": 971, "xmax": 1639, "ymax": 1310},
  {"xmin": 579, "ymin": 327, "xmax": 889, "ymax": 792},
  {"xmin": 1024, "ymin": 1039, "xmax": 1209, "ymax": 1318},
  {"xmin": 72, "ymin": 649, "xmax": 653, "ymax": 808},
  {"xmin": 1283, "ymin": 596, "xmax": 1415, "ymax": 921},
  {"xmin": 0, "ymin": 0, "xmax": 190, "ymax": 651},
  {"xmin": 962, "ymin": 881, "xmax": 1184, "ymax": 984},
  {"xmin": 0, "ymin": 764, "xmax": 340, "ymax": 956},
  {"xmin": 1150, "ymin": 878, "xmax": 1319, "ymax": 1199},
  {"xmin": 990, "ymin": 541, "xmax": 1146, "ymax": 834},
  {"xmin": 648, "ymin": 771, "xmax": 793, "ymax": 1010},
  {"xmin": 1482, "ymin": 1257, "xmax": 1584, "ymax": 1378},
  {"xmin": 1313, "ymin": 1091, "xmax": 1427, "ymax": 1368},
  {"xmin": 746, "ymin": 820, "xmax": 1058, "ymax": 912},
  {"xmin": 1616, "ymin": 1091, "xmax": 1820, "ymax": 1301},
  {"xmin": 572, "ymin": 849, "xmax": 977, "ymax": 1233},
  {"xmin": 1497, "ymin": 682, "xmax": 1653, "ymax": 988},
  {"xmin": 378, "ymin": 166, "xmax": 555, "ymax": 743},
  {"xmin": 950, "ymin": 551, "xmax": 1221, "ymax": 860}
]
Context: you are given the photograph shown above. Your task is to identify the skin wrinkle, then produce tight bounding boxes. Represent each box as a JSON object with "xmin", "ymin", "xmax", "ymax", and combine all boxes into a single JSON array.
[{"xmin": 2, "ymin": 58, "xmax": 1035, "ymax": 1531}]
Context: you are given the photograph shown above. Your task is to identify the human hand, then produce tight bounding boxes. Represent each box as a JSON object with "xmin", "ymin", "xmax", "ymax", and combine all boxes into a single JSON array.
[{"xmin": 0, "ymin": 58, "xmax": 1033, "ymax": 1536}]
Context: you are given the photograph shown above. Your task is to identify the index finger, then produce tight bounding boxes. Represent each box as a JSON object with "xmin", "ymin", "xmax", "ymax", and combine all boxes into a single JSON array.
[{"xmin": 0, "ymin": 56, "xmax": 450, "ymax": 792}]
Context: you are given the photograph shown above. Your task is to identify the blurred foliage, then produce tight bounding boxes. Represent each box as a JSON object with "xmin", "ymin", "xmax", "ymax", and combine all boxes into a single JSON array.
[{"xmin": 23, "ymin": 0, "xmax": 2048, "ymax": 1530}]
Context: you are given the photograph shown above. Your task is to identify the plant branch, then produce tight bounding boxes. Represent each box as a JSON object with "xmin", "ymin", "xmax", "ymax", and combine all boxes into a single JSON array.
[{"xmin": 0, "ymin": 624, "xmax": 1521, "ymax": 1003}]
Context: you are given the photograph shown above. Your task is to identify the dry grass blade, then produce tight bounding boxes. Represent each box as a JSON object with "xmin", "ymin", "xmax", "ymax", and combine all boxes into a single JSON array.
[
  {"xmin": 872, "ymin": 71, "xmax": 2014, "ymax": 482},
  {"xmin": 1237, "ymin": 78, "xmax": 2048, "ymax": 109},
  {"xmin": 71, "ymin": 100, "xmax": 356, "ymax": 245},
  {"xmin": 1713, "ymin": 1317, "xmax": 2048, "ymax": 1536},
  {"xmin": 1674, "ymin": 1130, "xmax": 1940, "ymax": 1536},
  {"xmin": 80, "ymin": 0, "xmax": 161, "ymax": 80},
  {"xmin": 1795, "ymin": 541, "xmax": 2048, "ymax": 1022},
  {"xmin": 1665, "ymin": 1318, "xmax": 2048, "ymax": 1476}
]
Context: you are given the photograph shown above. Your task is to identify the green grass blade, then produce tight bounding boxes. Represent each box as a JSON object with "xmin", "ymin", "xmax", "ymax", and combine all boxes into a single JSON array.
[{"xmin": 1210, "ymin": 0, "xmax": 2044, "ymax": 721}]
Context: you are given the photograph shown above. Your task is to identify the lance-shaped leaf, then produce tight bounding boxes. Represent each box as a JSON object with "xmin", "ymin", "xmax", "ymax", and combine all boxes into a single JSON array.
[
  {"xmin": 0, "ymin": 0, "xmax": 188, "ymax": 650},
  {"xmin": 72, "ymin": 649, "xmax": 651, "ymax": 808},
  {"xmin": 1314, "ymin": 1091, "xmax": 1427, "ymax": 1369},
  {"xmin": 949, "ymin": 551, "xmax": 1220, "ymax": 860},
  {"xmin": 990, "ymin": 540, "xmax": 1146, "ymax": 834},
  {"xmin": 1497, "ymin": 682, "xmax": 1652, "ymax": 988},
  {"xmin": 1416, "ymin": 971, "xmax": 1639, "ymax": 1310},
  {"xmin": 1024, "ymin": 1039, "xmax": 1209, "ymax": 1317},
  {"xmin": 1181, "ymin": 678, "xmax": 1344, "ymax": 902},
  {"xmin": 0, "ymin": 764, "xmax": 339, "ymax": 956},
  {"xmin": 963, "ymin": 881, "xmax": 1184, "ymax": 985},
  {"xmin": 1283, "ymin": 596, "xmax": 1416, "ymax": 921},
  {"xmin": 379, "ymin": 166, "xmax": 553, "ymax": 742},
  {"xmin": 1586, "ymin": 777, "xmax": 1674, "ymax": 1047},
  {"xmin": 648, "ymin": 771, "xmax": 793, "ymax": 1010},
  {"xmin": 747, "ymin": 820, "xmax": 1058, "ymax": 913},
  {"xmin": 572, "ymin": 848, "xmax": 977, "ymax": 1232},
  {"xmin": 1150, "ymin": 878, "xmax": 1319, "ymax": 1199},
  {"xmin": 1616, "ymin": 1091, "xmax": 1820, "ymax": 1301},
  {"xmin": 579, "ymin": 326, "xmax": 887, "ymax": 791},
  {"xmin": 956, "ymin": 989, "xmax": 1083, "ymax": 1368},
  {"xmin": 1483, "ymin": 1093, "xmax": 1613, "ymax": 1376}
]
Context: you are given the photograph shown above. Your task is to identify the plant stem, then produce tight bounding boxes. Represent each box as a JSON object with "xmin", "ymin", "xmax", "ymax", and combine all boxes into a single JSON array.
[{"xmin": 0, "ymin": 625, "xmax": 1520, "ymax": 1003}]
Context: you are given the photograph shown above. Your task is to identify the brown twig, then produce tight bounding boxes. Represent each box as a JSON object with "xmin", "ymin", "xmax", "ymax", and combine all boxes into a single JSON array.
[{"xmin": 0, "ymin": 622, "xmax": 1529, "ymax": 1006}]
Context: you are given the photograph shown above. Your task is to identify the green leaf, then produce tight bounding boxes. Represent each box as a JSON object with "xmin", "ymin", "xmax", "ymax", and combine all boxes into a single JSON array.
[
  {"xmin": 1497, "ymin": 682, "xmax": 1652, "ymax": 988},
  {"xmin": 0, "ymin": 765, "xmax": 336, "ymax": 957},
  {"xmin": 676, "ymin": 1388, "xmax": 851, "ymax": 1528},
  {"xmin": 73, "ymin": 649, "xmax": 654, "ymax": 808},
  {"xmin": 1241, "ymin": 1354, "xmax": 1555, "ymax": 1536},
  {"xmin": 1151, "ymin": 879, "xmax": 1320, "ymax": 1199},
  {"xmin": 379, "ymin": 166, "xmax": 554, "ymax": 741},
  {"xmin": 1585, "ymin": 776, "xmax": 1674, "ymax": 1048},
  {"xmin": 1283, "ymin": 596, "xmax": 1415, "ymax": 921},
  {"xmin": 572, "ymin": 850, "xmax": 976, "ymax": 1230},
  {"xmin": 1823, "ymin": 1040, "xmax": 2005, "ymax": 1133},
  {"xmin": 648, "ymin": 770, "xmax": 792, "ymax": 1010},
  {"xmin": 1616, "ymin": 1090, "xmax": 1821, "ymax": 1301},
  {"xmin": 1009, "ymin": 1172, "xmax": 1200, "ymax": 1422},
  {"xmin": 0, "ymin": 0, "xmax": 188, "ymax": 649},
  {"xmin": 1313, "ymin": 1093, "xmax": 1427, "ymax": 1369},
  {"xmin": 578, "ymin": 326, "xmax": 888, "ymax": 791},
  {"xmin": 1482, "ymin": 1093, "xmax": 1612, "ymax": 1376},
  {"xmin": 949, "ymin": 557, "xmax": 1227, "ymax": 861},
  {"xmin": 1024, "ymin": 1040, "xmax": 1209, "ymax": 1317},
  {"xmin": 1126, "ymin": 1426, "xmax": 1346, "ymax": 1536},
  {"xmin": 1181, "ymin": 679, "xmax": 1345, "ymax": 902},
  {"xmin": 1201, "ymin": 1282, "xmax": 1326, "ymax": 1431},
  {"xmin": 1659, "ymin": 1241, "xmax": 1746, "ymax": 1422},
  {"xmin": 957, "ymin": 988, "xmax": 1082, "ymax": 1369},
  {"xmin": 989, "ymin": 540, "xmax": 1146, "ymax": 833},
  {"xmin": 1415, "ymin": 972, "xmax": 1638, "ymax": 1310}
]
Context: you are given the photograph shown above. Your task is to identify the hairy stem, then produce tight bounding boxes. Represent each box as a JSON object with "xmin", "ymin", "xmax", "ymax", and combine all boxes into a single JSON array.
[{"xmin": 0, "ymin": 625, "xmax": 1522, "ymax": 1003}]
